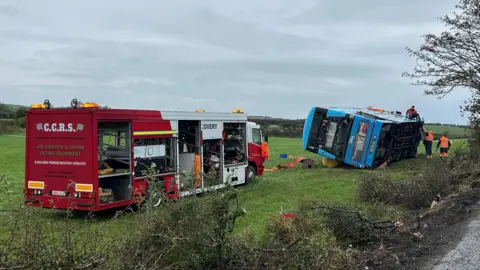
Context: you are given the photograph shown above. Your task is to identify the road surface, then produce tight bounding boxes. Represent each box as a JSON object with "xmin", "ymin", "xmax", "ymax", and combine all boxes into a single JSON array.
[{"xmin": 427, "ymin": 208, "xmax": 480, "ymax": 270}]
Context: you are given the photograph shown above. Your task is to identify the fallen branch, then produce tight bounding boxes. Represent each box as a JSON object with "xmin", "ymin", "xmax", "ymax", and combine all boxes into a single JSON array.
[
  {"xmin": 259, "ymin": 238, "xmax": 303, "ymax": 253},
  {"xmin": 304, "ymin": 204, "xmax": 396, "ymax": 229}
]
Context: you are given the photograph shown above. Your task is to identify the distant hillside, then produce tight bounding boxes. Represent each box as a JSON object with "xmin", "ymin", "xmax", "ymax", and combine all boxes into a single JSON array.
[
  {"xmin": 0, "ymin": 103, "xmax": 27, "ymax": 119},
  {"xmin": 247, "ymin": 116, "xmax": 468, "ymax": 139},
  {"xmin": 0, "ymin": 103, "xmax": 468, "ymax": 139}
]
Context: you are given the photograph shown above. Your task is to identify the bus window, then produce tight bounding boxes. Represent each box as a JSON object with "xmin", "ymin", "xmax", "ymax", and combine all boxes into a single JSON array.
[{"xmin": 325, "ymin": 122, "xmax": 337, "ymax": 148}]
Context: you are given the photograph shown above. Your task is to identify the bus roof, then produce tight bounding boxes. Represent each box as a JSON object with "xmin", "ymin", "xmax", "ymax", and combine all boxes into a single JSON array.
[{"xmin": 329, "ymin": 107, "xmax": 420, "ymax": 124}]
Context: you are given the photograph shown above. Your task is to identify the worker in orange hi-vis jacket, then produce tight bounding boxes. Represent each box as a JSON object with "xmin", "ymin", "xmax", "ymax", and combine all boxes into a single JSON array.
[
  {"xmin": 436, "ymin": 133, "xmax": 451, "ymax": 159},
  {"xmin": 406, "ymin": 105, "xmax": 420, "ymax": 119},
  {"xmin": 423, "ymin": 131, "xmax": 434, "ymax": 159},
  {"xmin": 261, "ymin": 141, "xmax": 269, "ymax": 160}
]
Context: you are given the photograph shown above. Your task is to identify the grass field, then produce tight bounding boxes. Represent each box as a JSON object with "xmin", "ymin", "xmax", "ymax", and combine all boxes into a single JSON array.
[
  {"xmin": 423, "ymin": 124, "xmax": 467, "ymax": 139},
  {"xmin": 0, "ymin": 134, "xmax": 468, "ymax": 237}
]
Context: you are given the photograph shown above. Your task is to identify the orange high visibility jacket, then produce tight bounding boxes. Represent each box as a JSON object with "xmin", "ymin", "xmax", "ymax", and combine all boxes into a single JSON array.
[
  {"xmin": 261, "ymin": 142, "xmax": 269, "ymax": 160},
  {"xmin": 193, "ymin": 154, "xmax": 201, "ymax": 186},
  {"xmin": 424, "ymin": 132, "xmax": 434, "ymax": 141},
  {"xmin": 406, "ymin": 108, "xmax": 418, "ymax": 115},
  {"xmin": 437, "ymin": 136, "xmax": 451, "ymax": 148}
]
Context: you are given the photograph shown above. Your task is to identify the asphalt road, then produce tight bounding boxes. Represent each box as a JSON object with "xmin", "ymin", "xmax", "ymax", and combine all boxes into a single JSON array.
[{"xmin": 430, "ymin": 212, "xmax": 480, "ymax": 270}]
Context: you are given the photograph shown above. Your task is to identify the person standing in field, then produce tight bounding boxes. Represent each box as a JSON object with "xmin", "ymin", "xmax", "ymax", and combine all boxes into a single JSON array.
[
  {"xmin": 436, "ymin": 133, "xmax": 451, "ymax": 159},
  {"xmin": 423, "ymin": 130, "xmax": 434, "ymax": 159}
]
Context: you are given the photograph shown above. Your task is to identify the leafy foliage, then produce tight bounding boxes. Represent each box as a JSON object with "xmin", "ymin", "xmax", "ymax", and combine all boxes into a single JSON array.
[{"xmin": 403, "ymin": 0, "xmax": 480, "ymax": 142}]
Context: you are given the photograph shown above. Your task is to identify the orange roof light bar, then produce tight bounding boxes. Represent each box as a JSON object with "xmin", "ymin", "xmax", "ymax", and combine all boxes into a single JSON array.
[
  {"xmin": 81, "ymin": 102, "xmax": 99, "ymax": 109},
  {"xmin": 30, "ymin": 104, "xmax": 46, "ymax": 109}
]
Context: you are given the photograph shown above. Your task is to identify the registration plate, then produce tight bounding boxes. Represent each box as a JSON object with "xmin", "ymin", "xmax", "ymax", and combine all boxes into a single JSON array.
[{"xmin": 52, "ymin": 190, "xmax": 66, "ymax": 196}]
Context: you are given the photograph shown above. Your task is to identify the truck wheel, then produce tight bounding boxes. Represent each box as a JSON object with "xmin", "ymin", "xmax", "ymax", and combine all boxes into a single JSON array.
[
  {"xmin": 246, "ymin": 166, "xmax": 256, "ymax": 184},
  {"xmin": 147, "ymin": 182, "xmax": 164, "ymax": 207},
  {"xmin": 150, "ymin": 191, "xmax": 163, "ymax": 207}
]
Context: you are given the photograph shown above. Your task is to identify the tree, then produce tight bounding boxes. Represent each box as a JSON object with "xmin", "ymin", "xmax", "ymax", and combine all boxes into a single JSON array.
[
  {"xmin": 15, "ymin": 107, "xmax": 27, "ymax": 119},
  {"xmin": 403, "ymin": 0, "xmax": 480, "ymax": 141}
]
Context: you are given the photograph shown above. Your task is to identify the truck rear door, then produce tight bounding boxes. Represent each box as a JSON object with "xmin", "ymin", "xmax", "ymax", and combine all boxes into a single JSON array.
[{"xmin": 25, "ymin": 111, "xmax": 93, "ymax": 207}]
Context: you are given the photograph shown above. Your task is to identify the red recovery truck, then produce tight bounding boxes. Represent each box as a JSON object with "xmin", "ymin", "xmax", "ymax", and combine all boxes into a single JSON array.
[{"xmin": 24, "ymin": 99, "xmax": 268, "ymax": 211}]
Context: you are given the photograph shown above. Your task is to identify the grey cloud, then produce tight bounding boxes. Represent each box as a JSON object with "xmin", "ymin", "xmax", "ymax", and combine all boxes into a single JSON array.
[
  {"xmin": 0, "ymin": 0, "xmax": 468, "ymax": 124},
  {"xmin": 0, "ymin": 5, "xmax": 18, "ymax": 16},
  {"xmin": 284, "ymin": 0, "xmax": 456, "ymax": 26}
]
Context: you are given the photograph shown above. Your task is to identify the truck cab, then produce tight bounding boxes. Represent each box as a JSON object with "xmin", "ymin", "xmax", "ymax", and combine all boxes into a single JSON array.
[{"xmin": 246, "ymin": 121, "xmax": 266, "ymax": 181}]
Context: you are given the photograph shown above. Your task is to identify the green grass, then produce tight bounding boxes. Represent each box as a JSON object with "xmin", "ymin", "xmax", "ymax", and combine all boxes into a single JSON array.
[
  {"xmin": 0, "ymin": 134, "xmax": 25, "ymax": 210},
  {"xmin": 0, "ymin": 134, "xmax": 469, "ymax": 238},
  {"xmin": 234, "ymin": 137, "xmax": 468, "ymax": 233},
  {"xmin": 423, "ymin": 124, "xmax": 467, "ymax": 139}
]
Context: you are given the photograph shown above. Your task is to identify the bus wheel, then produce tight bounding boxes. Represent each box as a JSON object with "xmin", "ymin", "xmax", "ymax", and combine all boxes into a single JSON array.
[{"xmin": 246, "ymin": 166, "xmax": 256, "ymax": 184}]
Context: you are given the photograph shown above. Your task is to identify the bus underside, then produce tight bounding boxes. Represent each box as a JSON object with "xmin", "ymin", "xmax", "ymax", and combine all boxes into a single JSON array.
[{"xmin": 372, "ymin": 121, "xmax": 424, "ymax": 167}]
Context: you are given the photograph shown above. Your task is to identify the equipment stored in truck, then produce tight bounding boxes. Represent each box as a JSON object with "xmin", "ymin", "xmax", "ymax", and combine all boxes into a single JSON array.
[
  {"xmin": 302, "ymin": 106, "xmax": 424, "ymax": 169},
  {"xmin": 24, "ymin": 99, "xmax": 268, "ymax": 211}
]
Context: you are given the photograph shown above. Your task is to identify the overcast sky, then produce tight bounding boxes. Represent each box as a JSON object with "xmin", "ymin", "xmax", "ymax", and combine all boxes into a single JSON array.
[{"xmin": 0, "ymin": 0, "xmax": 469, "ymax": 124}]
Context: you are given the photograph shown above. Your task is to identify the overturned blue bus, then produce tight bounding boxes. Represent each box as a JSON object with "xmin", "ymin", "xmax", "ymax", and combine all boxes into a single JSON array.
[{"xmin": 302, "ymin": 107, "xmax": 425, "ymax": 169}]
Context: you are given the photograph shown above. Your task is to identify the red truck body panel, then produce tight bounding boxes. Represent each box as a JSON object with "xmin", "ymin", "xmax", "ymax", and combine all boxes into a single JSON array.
[
  {"xmin": 24, "ymin": 106, "xmax": 265, "ymax": 211},
  {"xmin": 24, "ymin": 108, "xmax": 168, "ymax": 211},
  {"xmin": 248, "ymin": 142, "xmax": 265, "ymax": 176}
]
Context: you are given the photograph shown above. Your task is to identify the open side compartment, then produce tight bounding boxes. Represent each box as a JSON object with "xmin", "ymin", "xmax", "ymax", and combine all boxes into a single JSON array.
[
  {"xmin": 178, "ymin": 120, "xmax": 202, "ymax": 191},
  {"xmin": 223, "ymin": 122, "xmax": 247, "ymax": 165},
  {"xmin": 97, "ymin": 121, "xmax": 132, "ymax": 204},
  {"xmin": 133, "ymin": 137, "xmax": 177, "ymax": 177},
  {"xmin": 202, "ymin": 139, "xmax": 223, "ymax": 186}
]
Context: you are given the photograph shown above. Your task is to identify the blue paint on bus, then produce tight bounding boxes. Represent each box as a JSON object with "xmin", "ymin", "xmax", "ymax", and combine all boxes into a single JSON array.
[
  {"xmin": 302, "ymin": 106, "xmax": 424, "ymax": 169},
  {"xmin": 302, "ymin": 107, "xmax": 315, "ymax": 150},
  {"xmin": 326, "ymin": 110, "xmax": 347, "ymax": 118},
  {"xmin": 318, "ymin": 149, "xmax": 336, "ymax": 160}
]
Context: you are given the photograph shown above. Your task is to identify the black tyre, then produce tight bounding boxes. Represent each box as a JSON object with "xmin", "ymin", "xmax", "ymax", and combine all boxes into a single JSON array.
[
  {"xmin": 146, "ymin": 182, "xmax": 165, "ymax": 207},
  {"xmin": 246, "ymin": 165, "xmax": 256, "ymax": 184}
]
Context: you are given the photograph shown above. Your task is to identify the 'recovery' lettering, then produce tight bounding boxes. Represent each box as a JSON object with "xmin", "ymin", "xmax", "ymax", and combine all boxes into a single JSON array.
[{"xmin": 202, "ymin": 124, "xmax": 218, "ymax": 130}]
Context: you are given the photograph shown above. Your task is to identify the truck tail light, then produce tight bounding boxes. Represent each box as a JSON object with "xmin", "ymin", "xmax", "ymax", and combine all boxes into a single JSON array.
[
  {"xmin": 26, "ymin": 189, "xmax": 43, "ymax": 195},
  {"xmin": 73, "ymin": 192, "xmax": 93, "ymax": 199}
]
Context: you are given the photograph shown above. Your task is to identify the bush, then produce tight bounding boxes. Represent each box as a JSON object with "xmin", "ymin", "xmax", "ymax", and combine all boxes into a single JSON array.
[
  {"xmin": 358, "ymin": 147, "xmax": 479, "ymax": 210},
  {"xmin": 357, "ymin": 173, "xmax": 429, "ymax": 209},
  {"xmin": 298, "ymin": 201, "xmax": 402, "ymax": 247},
  {"xmin": 14, "ymin": 117, "xmax": 25, "ymax": 128},
  {"xmin": 0, "ymin": 179, "xmax": 356, "ymax": 270},
  {"xmin": 0, "ymin": 119, "xmax": 17, "ymax": 134}
]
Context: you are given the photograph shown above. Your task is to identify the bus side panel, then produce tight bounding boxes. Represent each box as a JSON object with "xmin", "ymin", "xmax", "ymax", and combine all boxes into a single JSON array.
[
  {"xmin": 365, "ymin": 122, "xmax": 383, "ymax": 167},
  {"xmin": 344, "ymin": 116, "xmax": 362, "ymax": 166},
  {"xmin": 302, "ymin": 107, "xmax": 316, "ymax": 150},
  {"xmin": 359, "ymin": 119, "xmax": 376, "ymax": 165}
]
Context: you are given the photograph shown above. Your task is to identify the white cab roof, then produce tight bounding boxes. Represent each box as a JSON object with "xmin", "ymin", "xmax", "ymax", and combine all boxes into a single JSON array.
[{"xmin": 161, "ymin": 110, "xmax": 247, "ymax": 121}]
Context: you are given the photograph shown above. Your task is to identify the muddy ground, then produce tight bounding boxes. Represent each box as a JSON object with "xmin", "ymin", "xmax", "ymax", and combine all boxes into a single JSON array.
[{"xmin": 354, "ymin": 187, "xmax": 480, "ymax": 270}]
